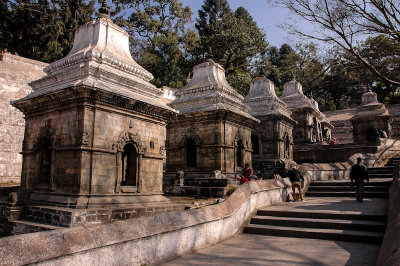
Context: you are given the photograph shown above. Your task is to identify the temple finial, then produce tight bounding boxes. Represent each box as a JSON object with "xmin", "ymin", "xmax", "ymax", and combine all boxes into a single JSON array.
[{"xmin": 99, "ymin": 0, "xmax": 110, "ymax": 17}]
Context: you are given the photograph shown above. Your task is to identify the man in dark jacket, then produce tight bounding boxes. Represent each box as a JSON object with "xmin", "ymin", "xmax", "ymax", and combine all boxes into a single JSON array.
[
  {"xmin": 350, "ymin": 157, "xmax": 369, "ymax": 202},
  {"xmin": 288, "ymin": 166, "xmax": 304, "ymax": 201}
]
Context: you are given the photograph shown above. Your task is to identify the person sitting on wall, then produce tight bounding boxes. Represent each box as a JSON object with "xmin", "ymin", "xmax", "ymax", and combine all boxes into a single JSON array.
[
  {"xmin": 242, "ymin": 163, "xmax": 258, "ymax": 181},
  {"xmin": 287, "ymin": 165, "xmax": 304, "ymax": 201}
]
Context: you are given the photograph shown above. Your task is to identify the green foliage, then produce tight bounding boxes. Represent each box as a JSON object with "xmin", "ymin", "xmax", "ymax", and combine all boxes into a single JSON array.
[
  {"xmin": 195, "ymin": 0, "xmax": 268, "ymax": 95},
  {"xmin": 113, "ymin": 0, "xmax": 197, "ymax": 88},
  {"xmin": 0, "ymin": 0, "xmax": 95, "ymax": 62}
]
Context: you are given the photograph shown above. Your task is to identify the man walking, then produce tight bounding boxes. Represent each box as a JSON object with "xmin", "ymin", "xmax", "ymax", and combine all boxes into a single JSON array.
[{"xmin": 350, "ymin": 157, "xmax": 369, "ymax": 202}]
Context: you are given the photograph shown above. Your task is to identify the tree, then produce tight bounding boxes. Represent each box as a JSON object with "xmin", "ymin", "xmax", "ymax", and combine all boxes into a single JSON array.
[
  {"xmin": 113, "ymin": 0, "xmax": 197, "ymax": 88},
  {"xmin": 271, "ymin": 0, "xmax": 400, "ymax": 86},
  {"xmin": 195, "ymin": 1, "xmax": 268, "ymax": 95},
  {"xmin": 0, "ymin": 0, "xmax": 95, "ymax": 62}
]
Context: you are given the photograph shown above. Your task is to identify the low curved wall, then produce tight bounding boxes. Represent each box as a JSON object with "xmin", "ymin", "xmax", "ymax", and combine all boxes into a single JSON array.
[
  {"xmin": 0, "ymin": 179, "xmax": 291, "ymax": 265},
  {"xmin": 1, "ymin": 145, "xmax": 397, "ymax": 265},
  {"xmin": 378, "ymin": 160, "xmax": 400, "ymax": 266}
]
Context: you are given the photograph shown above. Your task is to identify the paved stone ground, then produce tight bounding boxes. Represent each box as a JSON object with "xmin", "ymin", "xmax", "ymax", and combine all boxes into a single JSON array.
[{"xmin": 162, "ymin": 197, "xmax": 386, "ymax": 266}]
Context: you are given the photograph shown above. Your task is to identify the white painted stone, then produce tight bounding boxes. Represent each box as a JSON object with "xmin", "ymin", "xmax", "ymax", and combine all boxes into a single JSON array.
[
  {"xmin": 14, "ymin": 15, "xmax": 176, "ymax": 113},
  {"xmin": 243, "ymin": 76, "xmax": 292, "ymax": 118},
  {"xmin": 170, "ymin": 59, "xmax": 258, "ymax": 122}
]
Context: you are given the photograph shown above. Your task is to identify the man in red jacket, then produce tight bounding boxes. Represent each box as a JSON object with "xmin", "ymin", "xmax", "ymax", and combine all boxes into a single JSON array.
[{"xmin": 350, "ymin": 157, "xmax": 369, "ymax": 202}]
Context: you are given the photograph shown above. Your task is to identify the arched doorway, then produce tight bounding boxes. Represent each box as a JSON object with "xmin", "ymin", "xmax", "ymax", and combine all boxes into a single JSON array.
[
  {"xmin": 186, "ymin": 138, "xmax": 196, "ymax": 168},
  {"xmin": 121, "ymin": 143, "xmax": 138, "ymax": 186},
  {"xmin": 39, "ymin": 139, "xmax": 52, "ymax": 184},
  {"xmin": 251, "ymin": 134, "xmax": 259, "ymax": 155}
]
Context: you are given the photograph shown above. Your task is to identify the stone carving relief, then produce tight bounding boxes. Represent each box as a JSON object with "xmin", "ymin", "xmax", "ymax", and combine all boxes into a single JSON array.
[
  {"xmin": 78, "ymin": 132, "xmax": 90, "ymax": 146},
  {"xmin": 159, "ymin": 145, "xmax": 166, "ymax": 155},
  {"xmin": 113, "ymin": 130, "xmax": 147, "ymax": 154}
]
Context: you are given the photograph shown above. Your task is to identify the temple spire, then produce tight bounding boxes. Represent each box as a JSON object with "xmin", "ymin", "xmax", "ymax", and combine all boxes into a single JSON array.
[{"xmin": 99, "ymin": 0, "xmax": 110, "ymax": 17}]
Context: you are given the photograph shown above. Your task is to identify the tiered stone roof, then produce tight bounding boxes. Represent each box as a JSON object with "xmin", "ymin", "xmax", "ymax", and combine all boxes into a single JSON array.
[
  {"xmin": 354, "ymin": 90, "xmax": 390, "ymax": 118},
  {"xmin": 14, "ymin": 13, "xmax": 175, "ymax": 112},
  {"xmin": 243, "ymin": 76, "xmax": 293, "ymax": 120},
  {"xmin": 280, "ymin": 79, "xmax": 318, "ymax": 113},
  {"xmin": 170, "ymin": 59, "xmax": 258, "ymax": 121}
]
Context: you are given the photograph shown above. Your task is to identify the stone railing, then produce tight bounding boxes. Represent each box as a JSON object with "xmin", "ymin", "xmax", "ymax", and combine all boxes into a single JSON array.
[
  {"xmin": 0, "ymin": 179, "xmax": 291, "ymax": 265},
  {"xmin": 378, "ymin": 156, "xmax": 400, "ymax": 266}
]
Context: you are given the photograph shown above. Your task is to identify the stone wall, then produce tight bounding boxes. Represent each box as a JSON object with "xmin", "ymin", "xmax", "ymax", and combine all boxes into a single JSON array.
[
  {"xmin": 387, "ymin": 104, "xmax": 400, "ymax": 140},
  {"xmin": 15, "ymin": 87, "xmax": 168, "ymax": 207},
  {"xmin": 378, "ymin": 158, "xmax": 400, "ymax": 266},
  {"xmin": 166, "ymin": 112, "xmax": 253, "ymax": 175},
  {"xmin": 0, "ymin": 53, "xmax": 47, "ymax": 183}
]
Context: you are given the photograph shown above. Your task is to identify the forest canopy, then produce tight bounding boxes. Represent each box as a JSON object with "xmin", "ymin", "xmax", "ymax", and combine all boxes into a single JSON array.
[{"xmin": 1, "ymin": 0, "xmax": 399, "ymax": 110}]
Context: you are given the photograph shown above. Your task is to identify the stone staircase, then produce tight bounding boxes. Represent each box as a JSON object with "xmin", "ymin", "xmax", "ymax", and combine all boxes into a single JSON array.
[
  {"xmin": 305, "ymin": 158, "xmax": 397, "ymax": 198},
  {"xmin": 244, "ymin": 208, "xmax": 386, "ymax": 244},
  {"xmin": 243, "ymin": 157, "xmax": 397, "ymax": 244}
]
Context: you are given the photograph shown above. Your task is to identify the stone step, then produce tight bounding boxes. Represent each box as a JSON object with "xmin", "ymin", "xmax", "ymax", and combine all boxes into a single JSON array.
[
  {"xmin": 243, "ymin": 224, "xmax": 384, "ymax": 244},
  {"xmin": 369, "ymin": 173, "xmax": 393, "ymax": 178},
  {"xmin": 307, "ymin": 186, "xmax": 388, "ymax": 192},
  {"xmin": 256, "ymin": 209, "xmax": 387, "ymax": 222},
  {"xmin": 305, "ymin": 191, "xmax": 389, "ymax": 198},
  {"xmin": 250, "ymin": 215, "xmax": 386, "ymax": 232},
  {"xmin": 369, "ymin": 166, "xmax": 394, "ymax": 171},
  {"xmin": 310, "ymin": 181, "xmax": 391, "ymax": 187},
  {"xmin": 368, "ymin": 169, "xmax": 393, "ymax": 174}
]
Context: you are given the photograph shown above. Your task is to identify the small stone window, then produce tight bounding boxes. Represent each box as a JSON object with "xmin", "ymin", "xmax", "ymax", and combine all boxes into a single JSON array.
[
  {"xmin": 121, "ymin": 143, "xmax": 138, "ymax": 186},
  {"xmin": 251, "ymin": 134, "xmax": 259, "ymax": 155},
  {"xmin": 39, "ymin": 139, "xmax": 52, "ymax": 184},
  {"xmin": 236, "ymin": 140, "xmax": 243, "ymax": 168},
  {"xmin": 186, "ymin": 139, "xmax": 196, "ymax": 168},
  {"xmin": 284, "ymin": 135, "xmax": 290, "ymax": 158}
]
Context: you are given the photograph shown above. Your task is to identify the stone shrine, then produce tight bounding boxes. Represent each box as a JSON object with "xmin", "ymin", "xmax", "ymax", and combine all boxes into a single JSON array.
[
  {"xmin": 166, "ymin": 59, "xmax": 259, "ymax": 180},
  {"xmin": 11, "ymin": 7, "xmax": 177, "ymax": 207},
  {"xmin": 243, "ymin": 76, "xmax": 296, "ymax": 177},
  {"xmin": 280, "ymin": 79, "xmax": 332, "ymax": 144},
  {"xmin": 351, "ymin": 90, "xmax": 392, "ymax": 143}
]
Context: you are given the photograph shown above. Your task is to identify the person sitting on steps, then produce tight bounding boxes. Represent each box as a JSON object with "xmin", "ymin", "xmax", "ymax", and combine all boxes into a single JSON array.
[{"xmin": 287, "ymin": 165, "xmax": 304, "ymax": 201}]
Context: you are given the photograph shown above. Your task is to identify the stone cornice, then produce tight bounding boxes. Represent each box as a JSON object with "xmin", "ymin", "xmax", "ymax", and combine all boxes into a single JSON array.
[{"xmin": 12, "ymin": 86, "xmax": 176, "ymax": 120}]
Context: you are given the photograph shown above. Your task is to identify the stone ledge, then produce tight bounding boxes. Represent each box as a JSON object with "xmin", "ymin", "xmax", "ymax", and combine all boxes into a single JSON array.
[
  {"xmin": 0, "ymin": 53, "xmax": 48, "ymax": 70},
  {"xmin": 0, "ymin": 179, "xmax": 290, "ymax": 265}
]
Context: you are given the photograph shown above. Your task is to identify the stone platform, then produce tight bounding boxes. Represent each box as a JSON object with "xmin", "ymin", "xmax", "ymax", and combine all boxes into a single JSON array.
[{"xmin": 164, "ymin": 196, "xmax": 387, "ymax": 265}]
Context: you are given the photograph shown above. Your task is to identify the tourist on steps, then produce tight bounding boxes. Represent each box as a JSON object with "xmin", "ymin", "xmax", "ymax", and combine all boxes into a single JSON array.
[
  {"xmin": 287, "ymin": 165, "xmax": 304, "ymax": 201},
  {"xmin": 350, "ymin": 157, "xmax": 369, "ymax": 202}
]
